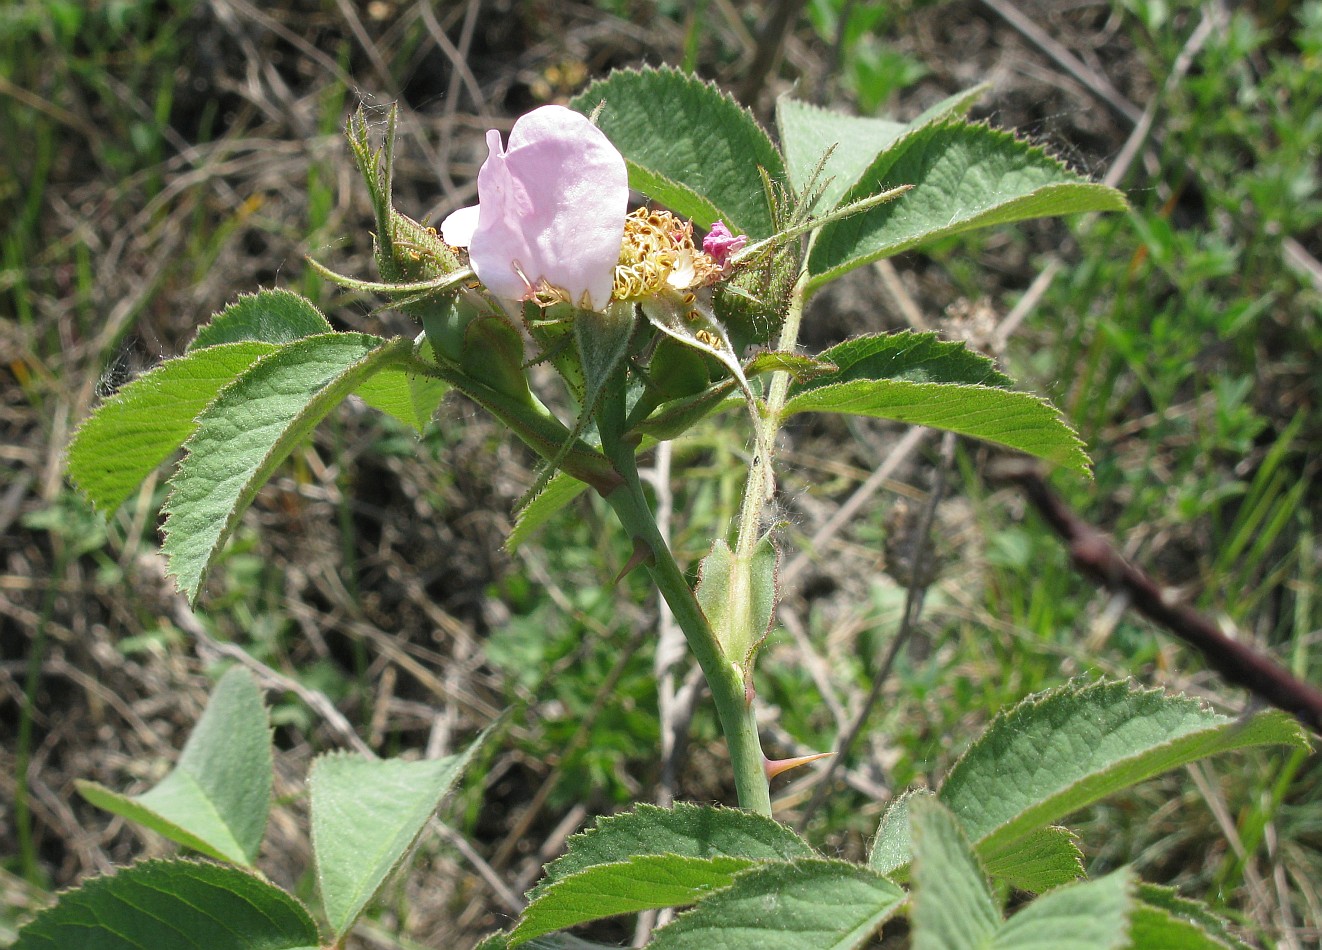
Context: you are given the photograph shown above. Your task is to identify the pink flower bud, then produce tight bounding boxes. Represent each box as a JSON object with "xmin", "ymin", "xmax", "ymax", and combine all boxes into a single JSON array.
[
  {"xmin": 701, "ymin": 220, "xmax": 747, "ymax": 267},
  {"xmin": 441, "ymin": 105, "xmax": 629, "ymax": 312}
]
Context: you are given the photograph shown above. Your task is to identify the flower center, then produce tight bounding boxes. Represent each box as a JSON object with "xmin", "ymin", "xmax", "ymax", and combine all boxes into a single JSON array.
[{"xmin": 612, "ymin": 208, "xmax": 721, "ymax": 301}]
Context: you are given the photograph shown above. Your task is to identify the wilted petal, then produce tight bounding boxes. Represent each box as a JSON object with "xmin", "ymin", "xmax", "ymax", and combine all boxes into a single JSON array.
[
  {"xmin": 702, "ymin": 220, "xmax": 746, "ymax": 267},
  {"xmin": 443, "ymin": 105, "xmax": 628, "ymax": 311}
]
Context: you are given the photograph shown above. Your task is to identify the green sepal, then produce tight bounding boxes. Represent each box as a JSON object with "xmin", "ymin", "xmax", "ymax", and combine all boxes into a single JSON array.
[
  {"xmin": 464, "ymin": 313, "xmax": 533, "ymax": 405},
  {"xmin": 628, "ymin": 380, "xmax": 739, "ymax": 442}
]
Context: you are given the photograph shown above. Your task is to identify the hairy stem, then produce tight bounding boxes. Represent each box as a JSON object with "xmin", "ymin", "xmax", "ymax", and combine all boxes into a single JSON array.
[
  {"xmin": 604, "ymin": 473, "xmax": 772, "ymax": 815},
  {"xmin": 597, "ymin": 366, "xmax": 772, "ymax": 814}
]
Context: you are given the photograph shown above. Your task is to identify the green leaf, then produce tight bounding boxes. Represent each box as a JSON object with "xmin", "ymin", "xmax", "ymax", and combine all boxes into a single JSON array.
[
  {"xmin": 1131, "ymin": 885, "xmax": 1249, "ymax": 950},
  {"xmin": 67, "ymin": 342, "xmax": 276, "ymax": 512},
  {"xmin": 981, "ymin": 826, "xmax": 1084, "ymax": 894},
  {"xmin": 777, "ymin": 85, "xmax": 986, "ymax": 212},
  {"xmin": 694, "ymin": 534, "xmax": 779, "ymax": 667},
  {"xmin": 161, "ymin": 332, "xmax": 411, "ymax": 602},
  {"xmin": 511, "ymin": 855, "xmax": 752, "ymax": 946},
  {"xmin": 507, "ymin": 471, "xmax": 589, "ymax": 551},
  {"xmin": 782, "ymin": 378, "xmax": 1090, "ymax": 475},
  {"xmin": 75, "ymin": 667, "xmax": 271, "ymax": 867},
  {"xmin": 909, "ymin": 796, "xmax": 999, "ymax": 950},
  {"xmin": 188, "ymin": 288, "xmax": 332, "ymax": 351},
  {"xmin": 630, "ymin": 381, "xmax": 739, "ymax": 442},
  {"xmin": 530, "ymin": 802, "xmax": 813, "ymax": 902},
  {"xmin": 778, "ymin": 99, "xmax": 904, "ymax": 212},
  {"xmin": 352, "ymin": 366, "xmax": 448, "ymax": 433},
  {"xmin": 796, "ymin": 330, "xmax": 1012, "ymax": 392},
  {"xmin": 570, "ymin": 66, "xmax": 785, "ymax": 239},
  {"xmin": 743, "ymin": 349, "xmax": 836, "ymax": 383},
  {"xmin": 1129, "ymin": 907, "xmax": 1236, "ymax": 950},
  {"xmin": 992, "ymin": 868, "xmax": 1134, "ymax": 950},
  {"xmin": 479, "ymin": 933, "xmax": 618, "ymax": 950},
  {"xmin": 806, "ymin": 120, "xmax": 1128, "ymax": 291},
  {"xmin": 650, "ymin": 859, "xmax": 904, "ymax": 950},
  {"xmin": 12, "ymin": 859, "xmax": 320, "ymax": 950},
  {"xmin": 868, "ymin": 788, "xmax": 931, "ymax": 878},
  {"xmin": 311, "ymin": 727, "xmax": 489, "ymax": 940},
  {"xmin": 939, "ymin": 680, "xmax": 1311, "ymax": 856}
]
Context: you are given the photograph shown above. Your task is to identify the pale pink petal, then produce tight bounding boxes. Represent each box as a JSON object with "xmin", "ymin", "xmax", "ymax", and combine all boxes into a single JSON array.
[
  {"xmin": 440, "ymin": 204, "xmax": 481, "ymax": 247},
  {"xmin": 465, "ymin": 105, "xmax": 628, "ymax": 310}
]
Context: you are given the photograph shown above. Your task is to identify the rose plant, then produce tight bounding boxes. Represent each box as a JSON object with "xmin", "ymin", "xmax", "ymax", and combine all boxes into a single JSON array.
[{"xmin": 31, "ymin": 67, "xmax": 1310, "ymax": 949}]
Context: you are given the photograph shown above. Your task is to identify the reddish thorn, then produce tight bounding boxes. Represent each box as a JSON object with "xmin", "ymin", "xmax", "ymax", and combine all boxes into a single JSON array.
[
  {"xmin": 614, "ymin": 537, "xmax": 653, "ymax": 584},
  {"xmin": 764, "ymin": 751, "xmax": 832, "ymax": 780}
]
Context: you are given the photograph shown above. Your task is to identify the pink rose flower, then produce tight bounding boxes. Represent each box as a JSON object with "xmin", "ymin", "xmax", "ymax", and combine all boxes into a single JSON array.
[{"xmin": 441, "ymin": 105, "xmax": 629, "ymax": 311}]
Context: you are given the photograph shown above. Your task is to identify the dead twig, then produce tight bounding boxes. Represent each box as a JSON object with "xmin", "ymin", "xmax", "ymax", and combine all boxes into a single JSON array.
[{"xmin": 991, "ymin": 460, "xmax": 1322, "ymax": 736}]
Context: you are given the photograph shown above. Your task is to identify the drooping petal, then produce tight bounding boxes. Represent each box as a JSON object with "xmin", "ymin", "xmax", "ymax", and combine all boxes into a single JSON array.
[{"xmin": 459, "ymin": 105, "xmax": 628, "ymax": 311}]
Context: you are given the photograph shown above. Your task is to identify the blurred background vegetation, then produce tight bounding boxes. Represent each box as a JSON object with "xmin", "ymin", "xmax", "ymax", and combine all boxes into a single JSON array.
[{"xmin": 2, "ymin": 0, "xmax": 1319, "ymax": 946}]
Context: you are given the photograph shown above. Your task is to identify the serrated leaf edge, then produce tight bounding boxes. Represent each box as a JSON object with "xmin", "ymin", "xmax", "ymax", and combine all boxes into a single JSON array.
[{"xmin": 160, "ymin": 332, "xmax": 402, "ymax": 601}]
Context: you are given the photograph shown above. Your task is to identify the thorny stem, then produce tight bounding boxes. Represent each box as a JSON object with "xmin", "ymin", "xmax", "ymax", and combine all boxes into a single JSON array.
[{"xmin": 597, "ymin": 380, "xmax": 772, "ymax": 816}]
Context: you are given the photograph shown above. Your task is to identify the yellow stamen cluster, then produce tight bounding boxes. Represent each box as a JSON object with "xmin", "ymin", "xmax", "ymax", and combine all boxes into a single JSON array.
[{"xmin": 612, "ymin": 208, "xmax": 721, "ymax": 301}]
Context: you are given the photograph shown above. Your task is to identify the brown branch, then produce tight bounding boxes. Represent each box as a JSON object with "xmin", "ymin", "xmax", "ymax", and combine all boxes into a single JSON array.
[{"xmin": 991, "ymin": 460, "xmax": 1322, "ymax": 735}]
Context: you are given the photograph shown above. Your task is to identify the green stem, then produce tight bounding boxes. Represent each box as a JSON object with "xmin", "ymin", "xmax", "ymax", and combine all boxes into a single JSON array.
[
  {"xmin": 603, "ymin": 459, "xmax": 772, "ymax": 816},
  {"xmin": 734, "ymin": 269, "xmax": 808, "ymax": 565},
  {"xmin": 594, "ymin": 369, "xmax": 770, "ymax": 814}
]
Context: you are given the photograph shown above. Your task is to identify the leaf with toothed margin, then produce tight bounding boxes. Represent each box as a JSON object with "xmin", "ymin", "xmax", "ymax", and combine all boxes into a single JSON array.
[
  {"xmin": 76, "ymin": 667, "xmax": 271, "ymax": 867},
  {"xmin": 12, "ymin": 859, "xmax": 320, "ymax": 950},
  {"xmin": 806, "ymin": 119, "xmax": 1127, "ymax": 292},
  {"xmin": 161, "ymin": 332, "xmax": 413, "ymax": 602},
  {"xmin": 778, "ymin": 84, "xmax": 989, "ymax": 213},
  {"xmin": 529, "ymin": 803, "xmax": 814, "ymax": 903},
  {"xmin": 570, "ymin": 66, "xmax": 785, "ymax": 239},
  {"xmin": 187, "ymin": 289, "xmax": 333, "ymax": 351},
  {"xmin": 510, "ymin": 854, "xmax": 756, "ymax": 946},
  {"xmin": 938, "ymin": 680, "xmax": 1311, "ymax": 858},
  {"xmin": 649, "ymin": 859, "xmax": 905, "ymax": 950},
  {"xmin": 796, "ymin": 330, "xmax": 1013, "ymax": 392},
  {"xmin": 311, "ymin": 723, "xmax": 494, "ymax": 941},
  {"xmin": 67, "ymin": 341, "xmax": 277, "ymax": 512},
  {"xmin": 782, "ymin": 378, "xmax": 1091, "ymax": 475},
  {"xmin": 507, "ymin": 471, "xmax": 590, "ymax": 551}
]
